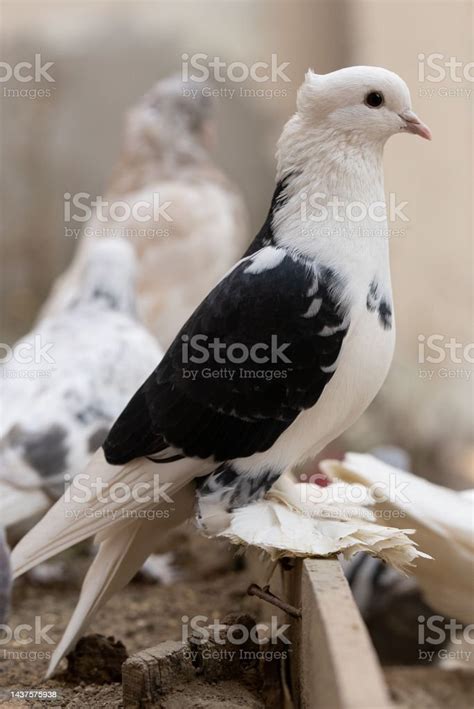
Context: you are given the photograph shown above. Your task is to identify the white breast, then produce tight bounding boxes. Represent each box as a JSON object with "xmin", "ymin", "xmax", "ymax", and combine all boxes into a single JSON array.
[
  {"xmin": 241, "ymin": 299, "xmax": 395, "ymax": 473},
  {"xmin": 298, "ymin": 312, "xmax": 394, "ymax": 463}
]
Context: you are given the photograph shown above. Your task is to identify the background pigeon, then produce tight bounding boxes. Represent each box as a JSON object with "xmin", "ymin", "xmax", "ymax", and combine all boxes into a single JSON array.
[
  {"xmin": 0, "ymin": 239, "xmax": 161, "ymax": 534},
  {"xmin": 40, "ymin": 76, "xmax": 249, "ymax": 348},
  {"xmin": 12, "ymin": 66, "xmax": 431, "ymax": 676}
]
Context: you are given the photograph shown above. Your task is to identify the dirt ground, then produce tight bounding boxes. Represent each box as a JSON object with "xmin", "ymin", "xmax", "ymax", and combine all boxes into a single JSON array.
[
  {"xmin": 1, "ymin": 531, "xmax": 473, "ymax": 708},
  {"xmin": 0, "ymin": 531, "xmax": 268, "ymax": 708}
]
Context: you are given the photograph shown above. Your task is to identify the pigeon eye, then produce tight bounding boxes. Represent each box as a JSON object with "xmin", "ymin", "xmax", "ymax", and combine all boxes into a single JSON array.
[{"xmin": 364, "ymin": 91, "xmax": 384, "ymax": 108}]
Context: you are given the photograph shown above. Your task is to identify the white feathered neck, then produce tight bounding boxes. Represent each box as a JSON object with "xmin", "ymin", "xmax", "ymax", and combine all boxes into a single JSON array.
[
  {"xmin": 273, "ymin": 111, "xmax": 390, "ymax": 287},
  {"xmin": 277, "ymin": 111, "xmax": 385, "ymax": 195}
]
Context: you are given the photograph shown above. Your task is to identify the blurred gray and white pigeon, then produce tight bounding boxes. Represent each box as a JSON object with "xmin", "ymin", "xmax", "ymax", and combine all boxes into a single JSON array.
[{"xmin": 0, "ymin": 239, "xmax": 161, "ymax": 530}]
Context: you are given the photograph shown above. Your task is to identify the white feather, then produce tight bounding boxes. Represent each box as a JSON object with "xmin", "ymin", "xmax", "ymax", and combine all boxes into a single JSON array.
[
  {"xmin": 200, "ymin": 474, "xmax": 428, "ymax": 574},
  {"xmin": 320, "ymin": 453, "xmax": 474, "ymax": 623},
  {"xmin": 44, "ymin": 485, "xmax": 195, "ymax": 677},
  {"xmin": 11, "ymin": 449, "xmax": 205, "ymax": 577}
]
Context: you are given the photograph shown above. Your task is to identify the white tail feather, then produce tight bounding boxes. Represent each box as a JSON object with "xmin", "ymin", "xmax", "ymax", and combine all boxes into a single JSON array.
[
  {"xmin": 46, "ymin": 484, "xmax": 196, "ymax": 676},
  {"xmin": 11, "ymin": 449, "xmax": 204, "ymax": 577}
]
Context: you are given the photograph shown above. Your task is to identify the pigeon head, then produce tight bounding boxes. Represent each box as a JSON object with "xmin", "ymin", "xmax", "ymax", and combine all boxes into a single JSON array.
[
  {"xmin": 297, "ymin": 66, "xmax": 431, "ymax": 144},
  {"xmin": 109, "ymin": 75, "xmax": 216, "ymax": 193},
  {"xmin": 125, "ymin": 74, "xmax": 214, "ymax": 156}
]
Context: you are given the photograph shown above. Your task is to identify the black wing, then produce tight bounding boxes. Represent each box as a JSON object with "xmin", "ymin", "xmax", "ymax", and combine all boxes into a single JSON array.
[{"xmin": 103, "ymin": 248, "xmax": 349, "ymax": 464}]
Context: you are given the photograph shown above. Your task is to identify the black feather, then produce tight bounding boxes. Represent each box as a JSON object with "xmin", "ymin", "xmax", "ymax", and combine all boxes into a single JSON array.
[{"xmin": 103, "ymin": 249, "xmax": 349, "ymax": 465}]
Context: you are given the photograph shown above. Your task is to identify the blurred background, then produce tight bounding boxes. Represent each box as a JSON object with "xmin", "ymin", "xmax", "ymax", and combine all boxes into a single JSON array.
[{"xmin": 1, "ymin": 0, "xmax": 473, "ymax": 484}]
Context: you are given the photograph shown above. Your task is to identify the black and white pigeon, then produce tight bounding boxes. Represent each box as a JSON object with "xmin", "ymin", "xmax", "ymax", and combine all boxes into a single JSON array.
[
  {"xmin": 0, "ymin": 239, "xmax": 161, "ymax": 530},
  {"xmin": 12, "ymin": 66, "xmax": 431, "ymax": 675}
]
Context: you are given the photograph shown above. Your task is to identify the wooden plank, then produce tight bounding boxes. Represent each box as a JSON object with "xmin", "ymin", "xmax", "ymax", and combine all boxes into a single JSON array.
[
  {"xmin": 286, "ymin": 558, "xmax": 392, "ymax": 709},
  {"xmin": 122, "ymin": 555, "xmax": 392, "ymax": 708},
  {"xmin": 122, "ymin": 614, "xmax": 266, "ymax": 707},
  {"xmin": 246, "ymin": 551, "xmax": 392, "ymax": 707},
  {"xmin": 122, "ymin": 640, "xmax": 192, "ymax": 708}
]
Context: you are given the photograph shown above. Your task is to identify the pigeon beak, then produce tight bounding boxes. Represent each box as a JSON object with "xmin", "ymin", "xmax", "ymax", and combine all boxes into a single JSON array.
[{"xmin": 399, "ymin": 109, "xmax": 432, "ymax": 140}]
